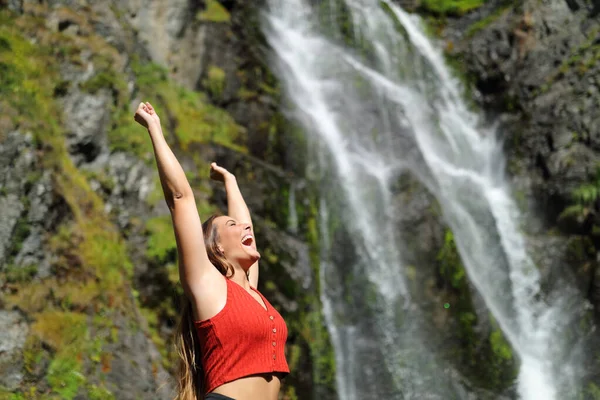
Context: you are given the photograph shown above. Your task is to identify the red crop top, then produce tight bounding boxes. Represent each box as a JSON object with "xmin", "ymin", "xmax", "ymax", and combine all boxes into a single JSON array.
[{"xmin": 195, "ymin": 277, "xmax": 290, "ymax": 394}]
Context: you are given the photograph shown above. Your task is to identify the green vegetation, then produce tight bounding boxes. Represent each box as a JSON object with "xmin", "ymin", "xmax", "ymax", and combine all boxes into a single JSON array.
[
  {"xmin": 3, "ymin": 264, "xmax": 37, "ymax": 283},
  {"xmin": 560, "ymin": 166, "xmax": 600, "ymax": 221},
  {"xmin": 197, "ymin": 0, "xmax": 231, "ymax": 23},
  {"xmin": 380, "ymin": 1, "xmax": 411, "ymax": 41},
  {"xmin": 0, "ymin": 4, "xmax": 335, "ymax": 399},
  {"xmin": 0, "ymin": 9, "xmax": 129, "ymax": 399},
  {"xmin": 489, "ymin": 319, "xmax": 513, "ymax": 362},
  {"xmin": 131, "ymin": 59, "xmax": 246, "ymax": 153},
  {"xmin": 79, "ymin": 71, "xmax": 122, "ymax": 94},
  {"xmin": 437, "ymin": 230, "xmax": 466, "ymax": 289},
  {"xmin": 304, "ymin": 311, "xmax": 336, "ymax": 387},
  {"xmin": 206, "ymin": 65, "xmax": 226, "ymax": 100},
  {"xmin": 47, "ymin": 356, "xmax": 85, "ymax": 399},
  {"xmin": 87, "ymin": 384, "xmax": 115, "ymax": 400},
  {"xmin": 420, "ymin": 0, "xmax": 486, "ymax": 16},
  {"xmin": 304, "ymin": 197, "xmax": 338, "ymax": 393},
  {"xmin": 465, "ymin": 4, "xmax": 511, "ymax": 37},
  {"xmin": 146, "ymin": 216, "xmax": 177, "ymax": 263},
  {"xmin": 587, "ymin": 383, "xmax": 600, "ymax": 399},
  {"xmin": 539, "ymin": 27, "xmax": 600, "ymax": 95},
  {"xmin": 436, "ymin": 229, "xmax": 517, "ymax": 390}
]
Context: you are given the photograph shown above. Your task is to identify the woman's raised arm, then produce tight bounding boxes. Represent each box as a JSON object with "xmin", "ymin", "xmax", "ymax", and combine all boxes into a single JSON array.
[
  {"xmin": 210, "ymin": 163, "xmax": 259, "ymax": 288},
  {"xmin": 134, "ymin": 102, "xmax": 220, "ymax": 297}
]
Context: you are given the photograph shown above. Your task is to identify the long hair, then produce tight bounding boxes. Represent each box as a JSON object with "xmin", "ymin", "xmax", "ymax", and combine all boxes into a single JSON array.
[{"xmin": 175, "ymin": 215, "xmax": 235, "ymax": 400}]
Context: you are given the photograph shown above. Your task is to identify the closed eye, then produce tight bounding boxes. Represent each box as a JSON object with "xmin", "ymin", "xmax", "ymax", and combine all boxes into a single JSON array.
[{"xmin": 227, "ymin": 220, "xmax": 236, "ymax": 226}]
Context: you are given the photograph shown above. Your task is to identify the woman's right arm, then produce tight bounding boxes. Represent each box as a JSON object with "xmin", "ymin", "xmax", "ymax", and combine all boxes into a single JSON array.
[{"xmin": 135, "ymin": 102, "xmax": 220, "ymax": 298}]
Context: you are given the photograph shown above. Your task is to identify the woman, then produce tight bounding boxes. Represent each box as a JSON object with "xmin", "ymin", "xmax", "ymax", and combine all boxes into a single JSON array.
[{"xmin": 134, "ymin": 102, "xmax": 290, "ymax": 400}]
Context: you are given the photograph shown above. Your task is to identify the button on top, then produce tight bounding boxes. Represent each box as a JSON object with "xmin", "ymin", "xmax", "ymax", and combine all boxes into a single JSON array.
[
  {"xmin": 272, "ymin": 354, "xmax": 276, "ymax": 359},
  {"xmin": 269, "ymin": 315, "xmax": 274, "ymax": 320},
  {"xmin": 272, "ymin": 328, "xmax": 277, "ymax": 333},
  {"xmin": 272, "ymin": 341, "xmax": 276, "ymax": 346}
]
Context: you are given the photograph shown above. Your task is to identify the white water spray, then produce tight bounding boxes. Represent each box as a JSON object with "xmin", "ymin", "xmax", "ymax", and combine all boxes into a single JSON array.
[{"xmin": 264, "ymin": 0, "xmax": 584, "ymax": 398}]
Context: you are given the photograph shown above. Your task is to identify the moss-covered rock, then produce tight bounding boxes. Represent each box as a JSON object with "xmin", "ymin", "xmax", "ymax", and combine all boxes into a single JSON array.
[{"xmin": 0, "ymin": 1, "xmax": 339, "ymax": 398}]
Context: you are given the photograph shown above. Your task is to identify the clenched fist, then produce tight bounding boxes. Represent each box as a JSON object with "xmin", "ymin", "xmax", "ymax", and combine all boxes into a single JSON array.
[{"xmin": 134, "ymin": 101, "xmax": 160, "ymax": 129}]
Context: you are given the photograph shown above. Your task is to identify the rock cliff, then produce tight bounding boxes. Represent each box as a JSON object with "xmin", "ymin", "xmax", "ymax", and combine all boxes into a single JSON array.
[{"xmin": 0, "ymin": 1, "xmax": 333, "ymax": 399}]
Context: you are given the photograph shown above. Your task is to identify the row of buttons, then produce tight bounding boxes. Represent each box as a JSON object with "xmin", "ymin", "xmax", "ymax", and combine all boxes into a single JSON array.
[{"xmin": 271, "ymin": 315, "xmax": 277, "ymax": 360}]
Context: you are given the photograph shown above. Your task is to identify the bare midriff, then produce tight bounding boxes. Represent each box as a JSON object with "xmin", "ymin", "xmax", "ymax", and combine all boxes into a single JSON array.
[{"xmin": 210, "ymin": 373, "xmax": 285, "ymax": 400}]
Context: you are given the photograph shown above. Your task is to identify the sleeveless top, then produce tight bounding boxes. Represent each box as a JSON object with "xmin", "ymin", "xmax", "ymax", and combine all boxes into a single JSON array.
[{"xmin": 194, "ymin": 277, "xmax": 290, "ymax": 394}]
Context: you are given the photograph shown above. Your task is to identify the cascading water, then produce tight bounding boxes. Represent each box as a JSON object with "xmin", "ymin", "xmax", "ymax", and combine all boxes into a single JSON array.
[{"xmin": 263, "ymin": 1, "xmax": 588, "ymax": 398}]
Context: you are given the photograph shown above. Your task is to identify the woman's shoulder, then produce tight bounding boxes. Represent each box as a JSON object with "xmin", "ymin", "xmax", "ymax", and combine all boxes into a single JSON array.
[{"xmin": 192, "ymin": 274, "xmax": 229, "ymax": 324}]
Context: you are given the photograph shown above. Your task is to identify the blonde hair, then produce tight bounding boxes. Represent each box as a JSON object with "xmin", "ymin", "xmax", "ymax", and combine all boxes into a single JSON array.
[{"xmin": 175, "ymin": 215, "xmax": 235, "ymax": 400}]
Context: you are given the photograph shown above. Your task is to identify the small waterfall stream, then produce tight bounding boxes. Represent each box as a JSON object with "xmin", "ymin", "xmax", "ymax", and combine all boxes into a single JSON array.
[{"xmin": 263, "ymin": 1, "xmax": 588, "ymax": 398}]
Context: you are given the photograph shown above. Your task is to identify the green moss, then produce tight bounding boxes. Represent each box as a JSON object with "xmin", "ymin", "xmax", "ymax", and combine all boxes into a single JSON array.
[
  {"xmin": 3, "ymin": 264, "xmax": 37, "ymax": 283},
  {"xmin": 0, "ymin": 12, "xmax": 143, "ymax": 400},
  {"xmin": 47, "ymin": 356, "xmax": 85, "ymax": 400},
  {"xmin": 197, "ymin": 0, "xmax": 231, "ymax": 23},
  {"xmin": 237, "ymin": 86, "xmax": 258, "ymax": 101},
  {"xmin": 146, "ymin": 215, "xmax": 176, "ymax": 263},
  {"xmin": 435, "ymin": 228, "xmax": 517, "ymax": 389},
  {"xmin": 87, "ymin": 384, "xmax": 115, "ymax": 400},
  {"xmin": 146, "ymin": 175, "xmax": 165, "ymax": 206},
  {"xmin": 437, "ymin": 230, "xmax": 466, "ymax": 288},
  {"xmin": 23, "ymin": 335, "xmax": 45, "ymax": 377},
  {"xmin": 588, "ymin": 383, "xmax": 600, "ymax": 400},
  {"xmin": 26, "ymin": 311, "xmax": 90, "ymax": 398},
  {"xmin": 31, "ymin": 311, "xmax": 87, "ymax": 352},
  {"xmin": 83, "ymin": 170, "xmax": 116, "ymax": 194},
  {"xmin": 465, "ymin": 3, "xmax": 511, "ymax": 37},
  {"xmin": 1, "ymin": 9, "xmax": 135, "ymax": 301},
  {"xmin": 79, "ymin": 71, "xmax": 123, "ymax": 94},
  {"xmin": 419, "ymin": 0, "xmax": 486, "ymax": 16},
  {"xmin": 206, "ymin": 65, "xmax": 226, "ymax": 100},
  {"xmin": 131, "ymin": 59, "xmax": 245, "ymax": 153},
  {"xmin": 0, "ymin": 392, "xmax": 22, "ymax": 400},
  {"xmin": 489, "ymin": 319, "xmax": 513, "ymax": 362},
  {"xmin": 302, "ymin": 310, "xmax": 336, "ymax": 388},
  {"xmin": 109, "ymin": 103, "xmax": 153, "ymax": 161}
]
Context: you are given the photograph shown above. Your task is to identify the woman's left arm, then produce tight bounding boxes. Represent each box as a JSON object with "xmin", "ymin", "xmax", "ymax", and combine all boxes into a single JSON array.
[{"xmin": 211, "ymin": 163, "xmax": 259, "ymax": 288}]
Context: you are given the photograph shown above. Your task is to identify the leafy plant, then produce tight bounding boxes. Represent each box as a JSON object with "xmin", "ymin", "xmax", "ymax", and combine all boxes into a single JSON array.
[{"xmin": 560, "ymin": 167, "xmax": 600, "ymax": 221}]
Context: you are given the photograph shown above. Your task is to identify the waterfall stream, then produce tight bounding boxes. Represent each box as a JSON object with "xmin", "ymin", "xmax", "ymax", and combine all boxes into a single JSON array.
[{"xmin": 263, "ymin": 1, "xmax": 587, "ymax": 398}]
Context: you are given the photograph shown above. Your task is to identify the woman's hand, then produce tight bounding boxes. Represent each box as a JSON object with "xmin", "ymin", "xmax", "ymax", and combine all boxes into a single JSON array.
[
  {"xmin": 134, "ymin": 102, "xmax": 160, "ymax": 129},
  {"xmin": 210, "ymin": 162, "xmax": 234, "ymax": 183}
]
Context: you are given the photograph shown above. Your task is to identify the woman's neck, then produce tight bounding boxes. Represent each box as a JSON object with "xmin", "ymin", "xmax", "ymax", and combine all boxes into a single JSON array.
[{"xmin": 229, "ymin": 265, "xmax": 251, "ymax": 288}]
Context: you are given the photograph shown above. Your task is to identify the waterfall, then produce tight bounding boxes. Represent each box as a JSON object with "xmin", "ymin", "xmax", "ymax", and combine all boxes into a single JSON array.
[{"xmin": 263, "ymin": 0, "xmax": 587, "ymax": 398}]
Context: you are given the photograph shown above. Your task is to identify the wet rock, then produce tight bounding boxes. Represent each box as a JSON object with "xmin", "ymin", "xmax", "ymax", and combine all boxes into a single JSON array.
[
  {"xmin": 0, "ymin": 310, "xmax": 28, "ymax": 390},
  {"xmin": 62, "ymin": 90, "xmax": 111, "ymax": 165},
  {"xmin": 0, "ymin": 195, "xmax": 24, "ymax": 268},
  {"xmin": 123, "ymin": 0, "xmax": 208, "ymax": 90},
  {"xmin": 0, "ymin": 132, "xmax": 36, "ymax": 267},
  {"xmin": 1, "ymin": 0, "xmax": 22, "ymax": 13},
  {"xmin": 101, "ymin": 313, "xmax": 174, "ymax": 400}
]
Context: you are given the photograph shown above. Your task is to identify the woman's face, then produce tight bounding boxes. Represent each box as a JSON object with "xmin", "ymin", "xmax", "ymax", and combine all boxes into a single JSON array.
[{"xmin": 214, "ymin": 216, "xmax": 260, "ymax": 269}]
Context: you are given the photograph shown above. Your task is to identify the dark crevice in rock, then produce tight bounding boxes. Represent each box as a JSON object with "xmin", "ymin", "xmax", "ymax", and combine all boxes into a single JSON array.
[
  {"xmin": 565, "ymin": 0, "xmax": 581, "ymax": 11},
  {"xmin": 535, "ymin": 152, "xmax": 551, "ymax": 180},
  {"xmin": 57, "ymin": 19, "xmax": 74, "ymax": 32},
  {"xmin": 546, "ymin": 132, "xmax": 555, "ymax": 152}
]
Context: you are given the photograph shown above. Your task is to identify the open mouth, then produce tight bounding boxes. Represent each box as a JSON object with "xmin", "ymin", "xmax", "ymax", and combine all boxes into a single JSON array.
[{"xmin": 241, "ymin": 234, "xmax": 254, "ymax": 247}]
